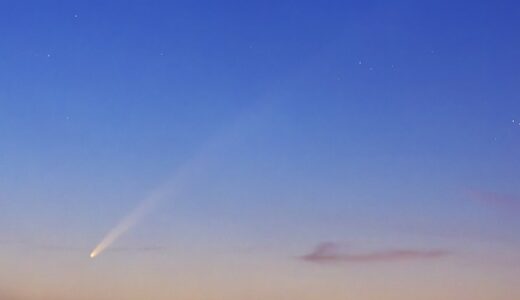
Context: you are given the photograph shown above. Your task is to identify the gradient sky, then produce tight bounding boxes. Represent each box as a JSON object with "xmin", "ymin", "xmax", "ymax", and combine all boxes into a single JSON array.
[{"xmin": 1, "ymin": 1, "xmax": 520, "ymax": 299}]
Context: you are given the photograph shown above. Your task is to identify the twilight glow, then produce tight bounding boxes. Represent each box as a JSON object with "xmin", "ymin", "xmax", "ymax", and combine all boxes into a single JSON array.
[{"xmin": 1, "ymin": 1, "xmax": 520, "ymax": 300}]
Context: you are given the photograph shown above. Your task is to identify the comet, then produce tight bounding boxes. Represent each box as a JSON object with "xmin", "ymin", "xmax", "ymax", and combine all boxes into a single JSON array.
[
  {"xmin": 87, "ymin": 123, "xmax": 220, "ymax": 259},
  {"xmin": 88, "ymin": 103, "xmax": 269, "ymax": 259},
  {"xmin": 89, "ymin": 169, "xmax": 188, "ymax": 258}
]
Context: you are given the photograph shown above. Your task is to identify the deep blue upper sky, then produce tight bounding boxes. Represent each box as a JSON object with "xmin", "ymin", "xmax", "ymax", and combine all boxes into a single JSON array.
[{"xmin": 1, "ymin": 0, "xmax": 519, "ymax": 269}]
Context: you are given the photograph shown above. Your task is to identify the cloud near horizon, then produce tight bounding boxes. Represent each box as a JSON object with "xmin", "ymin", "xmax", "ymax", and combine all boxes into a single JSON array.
[
  {"xmin": 0, "ymin": 239, "xmax": 166, "ymax": 254},
  {"xmin": 467, "ymin": 189, "xmax": 520, "ymax": 209},
  {"xmin": 301, "ymin": 242, "xmax": 450, "ymax": 264}
]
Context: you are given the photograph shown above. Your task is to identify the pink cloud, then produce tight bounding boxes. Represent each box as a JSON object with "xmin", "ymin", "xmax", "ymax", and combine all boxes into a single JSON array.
[
  {"xmin": 301, "ymin": 242, "xmax": 450, "ymax": 264},
  {"xmin": 467, "ymin": 189, "xmax": 520, "ymax": 209}
]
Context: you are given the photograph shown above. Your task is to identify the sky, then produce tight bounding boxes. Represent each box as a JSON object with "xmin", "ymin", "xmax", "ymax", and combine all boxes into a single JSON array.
[{"xmin": 1, "ymin": 0, "xmax": 520, "ymax": 299}]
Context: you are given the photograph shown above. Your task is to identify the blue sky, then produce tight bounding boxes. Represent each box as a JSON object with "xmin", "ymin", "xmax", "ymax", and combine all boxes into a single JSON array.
[{"xmin": 1, "ymin": 1, "xmax": 520, "ymax": 299}]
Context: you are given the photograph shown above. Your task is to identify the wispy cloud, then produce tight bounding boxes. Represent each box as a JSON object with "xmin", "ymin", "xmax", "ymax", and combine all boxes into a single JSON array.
[
  {"xmin": 0, "ymin": 239, "xmax": 166, "ymax": 254},
  {"xmin": 300, "ymin": 242, "xmax": 450, "ymax": 264},
  {"xmin": 108, "ymin": 246, "xmax": 167, "ymax": 253},
  {"xmin": 467, "ymin": 189, "xmax": 520, "ymax": 209},
  {"xmin": 38, "ymin": 244, "xmax": 166, "ymax": 254}
]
